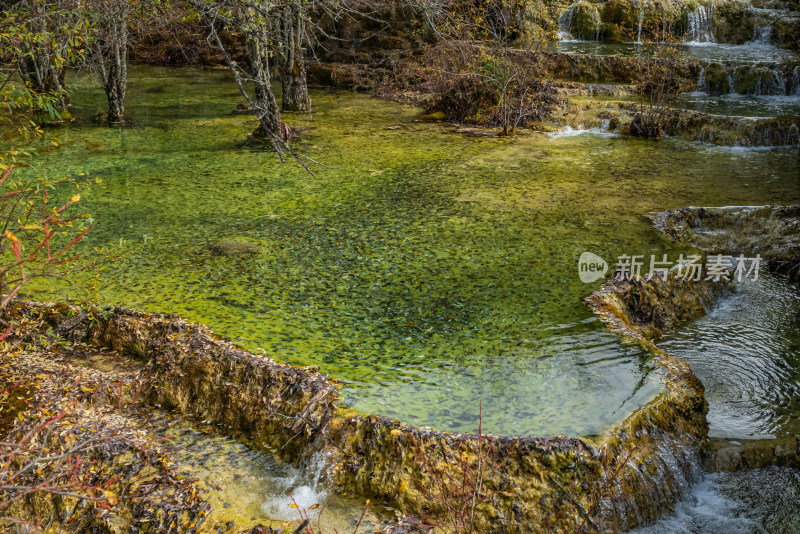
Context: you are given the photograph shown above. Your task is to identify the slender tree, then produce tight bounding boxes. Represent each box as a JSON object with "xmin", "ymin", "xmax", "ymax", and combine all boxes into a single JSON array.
[
  {"xmin": 191, "ymin": 0, "xmax": 288, "ymax": 141},
  {"xmin": 87, "ymin": 0, "xmax": 130, "ymax": 124},
  {"xmin": 276, "ymin": 1, "xmax": 311, "ymax": 112},
  {"xmin": 0, "ymin": 0, "xmax": 89, "ymax": 117}
]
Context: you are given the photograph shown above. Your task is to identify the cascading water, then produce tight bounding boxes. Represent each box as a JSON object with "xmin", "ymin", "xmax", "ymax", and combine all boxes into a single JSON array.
[
  {"xmin": 793, "ymin": 66, "xmax": 800, "ymax": 96},
  {"xmin": 557, "ymin": 6, "xmax": 575, "ymax": 40},
  {"xmin": 769, "ymin": 70, "xmax": 787, "ymax": 96},
  {"xmin": 261, "ymin": 450, "xmax": 333, "ymax": 521},
  {"xmin": 696, "ymin": 67, "xmax": 707, "ymax": 94},
  {"xmin": 557, "ymin": 1, "xmax": 602, "ymax": 41},
  {"xmin": 751, "ymin": 22, "xmax": 772, "ymax": 45},
  {"xmin": 726, "ymin": 72, "xmax": 736, "ymax": 95},
  {"xmin": 686, "ymin": 4, "xmax": 716, "ymax": 43},
  {"xmin": 637, "ymin": 0, "xmax": 645, "ymax": 43}
]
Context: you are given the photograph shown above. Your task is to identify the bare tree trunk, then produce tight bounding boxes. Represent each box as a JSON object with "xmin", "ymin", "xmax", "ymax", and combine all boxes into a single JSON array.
[
  {"xmin": 245, "ymin": 30, "xmax": 287, "ymax": 140},
  {"xmin": 93, "ymin": 1, "xmax": 128, "ymax": 124},
  {"xmin": 278, "ymin": 3, "xmax": 311, "ymax": 113},
  {"xmin": 189, "ymin": 0, "xmax": 324, "ymax": 173}
]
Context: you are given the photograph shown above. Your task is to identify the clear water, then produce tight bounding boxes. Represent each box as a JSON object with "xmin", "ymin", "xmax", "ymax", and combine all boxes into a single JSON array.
[
  {"xmin": 633, "ymin": 467, "xmax": 800, "ymax": 533},
  {"xmin": 154, "ymin": 418, "xmax": 384, "ymax": 532},
  {"xmin": 554, "ymin": 40, "xmax": 798, "ymax": 64},
  {"xmin": 659, "ymin": 274, "xmax": 800, "ymax": 439},
  {"xmin": 18, "ymin": 65, "xmax": 800, "ymax": 437},
  {"xmin": 646, "ymin": 274, "xmax": 800, "ymax": 531}
]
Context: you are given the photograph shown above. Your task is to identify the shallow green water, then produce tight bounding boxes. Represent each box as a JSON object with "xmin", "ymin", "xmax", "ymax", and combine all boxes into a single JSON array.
[{"xmin": 20, "ymin": 65, "xmax": 800, "ymax": 437}]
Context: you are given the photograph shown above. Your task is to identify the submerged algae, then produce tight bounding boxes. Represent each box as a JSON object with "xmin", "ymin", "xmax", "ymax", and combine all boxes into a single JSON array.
[{"xmin": 19, "ymin": 65, "xmax": 800, "ymax": 438}]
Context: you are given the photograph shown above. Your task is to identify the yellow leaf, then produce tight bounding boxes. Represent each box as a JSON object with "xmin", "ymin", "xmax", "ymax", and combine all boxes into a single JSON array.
[
  {"xmin": 102, "ymin": 490, "xmax": 119, "ymax": 506},
  {"xmin": 71, "ymin": 194, "xmax": 80, "ymax": 202}
]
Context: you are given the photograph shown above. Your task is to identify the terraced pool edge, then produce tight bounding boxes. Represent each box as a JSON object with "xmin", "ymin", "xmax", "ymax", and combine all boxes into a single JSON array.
[{"xmin": 4, "ymin": 284, "xmax": 712, "ymax": 533}]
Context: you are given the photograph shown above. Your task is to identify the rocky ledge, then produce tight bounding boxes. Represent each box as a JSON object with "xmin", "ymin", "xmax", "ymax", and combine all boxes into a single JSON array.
[{"xmin": 0, "ymin": 294, "xmax": 712, "ymax": 533}]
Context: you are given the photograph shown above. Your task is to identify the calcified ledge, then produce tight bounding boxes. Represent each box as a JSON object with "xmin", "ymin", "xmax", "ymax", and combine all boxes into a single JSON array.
[{"xmin": 4, "ymin": 296, "xmax": 709, "ymax": 533}]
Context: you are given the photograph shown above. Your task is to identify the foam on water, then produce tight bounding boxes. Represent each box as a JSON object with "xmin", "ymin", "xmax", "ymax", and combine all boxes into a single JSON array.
[
  {"xmin": 547, "ymin": 125, "xmax": 618, "ymax": 138},
  {"xmin": 634, "ymin": 467, "xmax": 800, "ymax": 533}
]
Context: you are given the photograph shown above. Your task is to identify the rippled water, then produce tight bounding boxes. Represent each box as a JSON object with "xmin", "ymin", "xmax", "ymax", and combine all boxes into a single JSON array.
[
  {"xmin": 17, "ymin": 65, "xmax": 800, "ymax": 436},
  {"xmin": 634, "ymin": 467, "xmax": 800, "ymax": 533},
  {"xmin": 659, "ymin": 274, "xmax": 800, "ymax": 439}
]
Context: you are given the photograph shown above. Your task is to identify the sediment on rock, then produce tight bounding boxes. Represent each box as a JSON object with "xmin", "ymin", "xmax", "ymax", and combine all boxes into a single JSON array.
[
  {"xmin": 650, "ymin": 205, "xmax": 800, "ymax": 259},
  {"xmin": 584, "ymin": 271, "xmax": 728, "ymax": 343}
]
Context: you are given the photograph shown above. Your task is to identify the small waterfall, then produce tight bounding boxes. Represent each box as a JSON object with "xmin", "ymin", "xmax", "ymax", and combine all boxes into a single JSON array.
[
  {"xmin": 702, "ymin": 61, "xmax": 793, "ymax": 96},
  {"xmin": 557, "ymin": 1, "xmax": 601, "ymax": 41},
  {"xmin": 696, "ymin": 66, "xmax": 707, "ymax": 93},
  {"xmin": 261, "ymin": 450, "xmax": 333, "ymax": 521},
  {"xmin": 637, "ymin": 0, "xmax": 645, "ymax": 43},
  {"xmin": 557, "ymin": 5, "xmax": 575, "ymax": 40},
  {"xmin": 686, "ymin": 5, "xmax": 716, "ymax": 43},
  {"xmin": 768, "ymin": 69, "xmax": 787, "ymax": 96},
  {"xmin": 751, "ymin": 23, "xmax": 772, "ymax": 45},
  {"xmin": 726, "ymin": 72, "xmax": 736, "ymax": 95}
]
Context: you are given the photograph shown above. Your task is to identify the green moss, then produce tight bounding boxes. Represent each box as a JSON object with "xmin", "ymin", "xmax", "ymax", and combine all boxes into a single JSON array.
[
  {"xmin": 703, "ymin": 62, "xmax": 732, "ymax": 94},
  {"xmin": 419, "ymin": 110, "xmax": 445, "ymax": 121}
]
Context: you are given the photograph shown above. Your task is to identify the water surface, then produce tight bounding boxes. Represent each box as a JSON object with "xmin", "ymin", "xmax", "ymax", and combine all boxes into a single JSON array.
[
  {"xmin": 659, "ymin": 274, "xmax": 800, "ymax": 439},
  {"xmin": 20, "ymin": 65, "xmax": 800, "ymax": 436}
]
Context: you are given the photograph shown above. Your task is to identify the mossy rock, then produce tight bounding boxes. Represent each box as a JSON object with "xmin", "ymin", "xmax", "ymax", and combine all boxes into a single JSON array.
[
  {"xmin": 711, "ymin": 4, "xmax": 757, "ymax": 45},
  {"xmin": 600, "ymin": 0, "xmax": 628, "ymax": 25},
  {"xmin": 420, "ymin": 111, "xmax": 446, "ymax": 121},
  {"xmin": 702, "ymin": 62, "xmax": 732, "ymax": 94},
  {"xmin": 602, "ymin": 22, "xmax": 629, "ymax": 44},
  {"xmin": 208, "ymin": 240, "xmax": 261, "ymax": 256},
  {"xmin": 772, "ymin": 18, "xmax": 800, "ymax": 51},
  {"xmin": 731, "ymin": 65, "xmax": 779, "ymax": 95},
  {"xmin": 560, "ymin": 1, "xmax": 602, "ymax": 40},
  {"xmin": 528, "ymin": 121, "xmax": 561, "ymax": 133}
]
